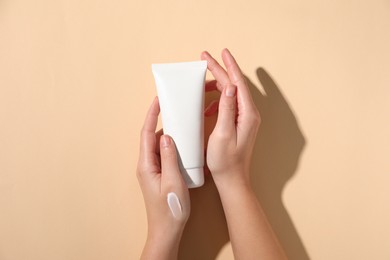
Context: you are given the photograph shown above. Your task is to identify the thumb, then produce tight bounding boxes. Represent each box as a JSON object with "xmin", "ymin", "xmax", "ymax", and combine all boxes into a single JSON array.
[
  {"xmin": 160, "ymin": 135, "xmax": 186, "ymax": 190},
  {"xmin": 216, "ymin": 84, "xmax": 237, "ymax": 134}
]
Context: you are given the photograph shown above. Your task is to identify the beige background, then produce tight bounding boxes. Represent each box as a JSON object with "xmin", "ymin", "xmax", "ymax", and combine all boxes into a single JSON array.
[{"xmin": 1, "ymin": 0, "xmax": 390, "ymax": 259}]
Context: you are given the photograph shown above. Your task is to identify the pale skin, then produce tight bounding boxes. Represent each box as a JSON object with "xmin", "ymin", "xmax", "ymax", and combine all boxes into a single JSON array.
[{"xmin": 137, "ymin": 49, "xmax": 287, "ymax": 260}]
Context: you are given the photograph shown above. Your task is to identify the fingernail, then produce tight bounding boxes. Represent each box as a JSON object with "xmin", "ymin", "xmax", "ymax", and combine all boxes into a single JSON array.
[
  {"xmin": 161, "ymin": 135, "xmax": 171, "ymax": 148},
  {"xmin": 202, "ymin": 51, "xmax": 210, "ymax": 59},
  {"xmin": 167, "ymin": 192, "xmax": 182, "ymax": 219},
  {"xmin": 226, "ymin": 85, "xmax": 236, "ymax": 97}
]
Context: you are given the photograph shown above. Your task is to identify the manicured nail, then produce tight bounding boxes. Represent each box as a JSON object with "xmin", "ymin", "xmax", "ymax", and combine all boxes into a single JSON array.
[
  {"xmin": 161, "ymin": 135, "xmax": 171, "ymax": 148},
  {"xmin": 226, "ymin": 85, "xmax": 236, "ymax": 97},
  {"xmin": 167, "ymin": 192, "xmax": 182, "ymax": 219}
]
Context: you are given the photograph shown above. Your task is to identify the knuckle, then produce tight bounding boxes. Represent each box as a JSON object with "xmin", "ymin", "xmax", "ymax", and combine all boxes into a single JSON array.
[
  {"xmin": 220, "ymin": 100, "xmax": 235, "ymax": 111},
  {"xmin": 136, "ymin": 166, "xmax": 144, "ymax": 180},
  {"xmin": 253, "ymin": 111, "xmax": 261, "ymax": 125},
  {"xmin": 214, "ymin": 128, "xmax": 234, "ymax": 140},
  {"xmin": 162, "ymin": 180, "xmax": 176, "ymax": 191},
  {"xmin": 208, "ymin": 58, "xmax": 218, "ymax": 71},
  {"xmin": 161, "ymin": 147, "xmax": 177, "ymax": 160},
  {"xmin": 232, "ymin": 76, "xmax": 245, "ymax": 86},
  {"xmin": 248, "ymin": 108, "xmax": 261, "ymax": 125},
  {"xmin": 140, "ymin": 127, "xmax": 147, "ymax": 138},
  {"xmin": 226, "ymin": 62, "xmax": 235, "ymax": 71},
  {"xmin": 137, "ymin": 160, "xmax": 155, "ymax": 177},
  {"xmin": 220, "ymin": 82, "xmax": 233, "ymax": 88}
]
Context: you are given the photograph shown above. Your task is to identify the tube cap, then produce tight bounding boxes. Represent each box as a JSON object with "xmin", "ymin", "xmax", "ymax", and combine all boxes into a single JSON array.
[{"xmin": 183, "ymin": 167, "xmax": 204, "ymax": 188}]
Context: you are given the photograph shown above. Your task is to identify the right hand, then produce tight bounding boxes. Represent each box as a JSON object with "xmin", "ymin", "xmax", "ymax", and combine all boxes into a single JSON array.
[{"xmin": 202, "ymin": 49, "xmax": 261, "ymax": 187}]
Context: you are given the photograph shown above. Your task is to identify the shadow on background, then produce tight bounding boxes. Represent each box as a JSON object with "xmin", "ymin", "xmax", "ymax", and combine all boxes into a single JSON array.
[
  {"xmin": 179, "ymin": 68, "xmax": 309, "ymax": 260},
  {"xmin": 248, "ymin": 68, "xmax": 309, "ymax": 260}
]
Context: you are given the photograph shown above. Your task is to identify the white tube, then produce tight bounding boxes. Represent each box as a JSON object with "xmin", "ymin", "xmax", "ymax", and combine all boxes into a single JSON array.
[{"xmin": 152, "ymin": 60, "xmax": 207, "ymax": 188}]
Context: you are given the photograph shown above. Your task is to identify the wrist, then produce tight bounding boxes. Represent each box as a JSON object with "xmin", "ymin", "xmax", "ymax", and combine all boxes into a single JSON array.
[
  {"xmin": 146, "ymin": 231, "xmax": 183, "ymax": 248},
  {"xmin": 147, "ymin": 221, "xmax": 185, "ymax": 242},
  {"xmin": 143, "ymin": 226, "xmax": 184, "ymax": 260},
  {"xmin": 212, "ymin": 170, "xmax": 252, "ymax": 193}
]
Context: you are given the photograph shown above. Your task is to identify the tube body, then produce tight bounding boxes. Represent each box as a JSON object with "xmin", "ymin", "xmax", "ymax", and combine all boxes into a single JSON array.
[{"xmin": 152, "ymin": 61, "xmax": 207, "ymax": 188}]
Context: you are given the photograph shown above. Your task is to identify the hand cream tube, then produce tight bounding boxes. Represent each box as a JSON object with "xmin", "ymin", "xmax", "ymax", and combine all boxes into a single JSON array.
[{"xmin": 152, "ymin": 61, "xmax": 207, "ymax": 188}]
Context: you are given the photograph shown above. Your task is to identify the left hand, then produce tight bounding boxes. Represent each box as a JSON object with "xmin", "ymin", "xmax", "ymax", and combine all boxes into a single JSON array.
[{"xmin": 137, "ymin": 97, "xmax": 190, "ymax": 259}]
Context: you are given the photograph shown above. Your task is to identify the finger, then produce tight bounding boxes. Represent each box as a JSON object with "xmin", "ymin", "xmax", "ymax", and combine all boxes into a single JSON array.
[
  {"xmin": 139, "ymin": 97, "xmax": 160, "ymax": 173},
  {"xmin": 160, "ymin": 135, "xmax": 186, "ymax": 190},
  {"xmin": 221, "ymin": 48, "xmax": 256, "ymax": 110},
  {"xmin": 155, "ymin": 128, "xmax": 163, "ymax": 155},
  {"xmin": 204, "ymin": 100, "xmax": 219, "ymax": 117},
  {"xmin": 215, "ymin": 84, "xmax": 237, "ymax": 135},
  {"xmin": 201, "ymin": 51, "xmax": 231, "ymax": 91},
  {"xmin": 221, "ymin": 48, "xmax": 245, "ymax": 85}
]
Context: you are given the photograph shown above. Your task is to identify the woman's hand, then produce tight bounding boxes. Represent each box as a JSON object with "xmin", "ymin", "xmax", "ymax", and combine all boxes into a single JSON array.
[
  {"xmin": 137, "ymin": 97, "xmax": 190, "ymax": 260},
  {"xmin": 202, "ymin": 49, "xmax": 286, "ymax": 259},
  {"xmin": 202, "ymin": 48, "xmax": 261, "ymax": 188}
]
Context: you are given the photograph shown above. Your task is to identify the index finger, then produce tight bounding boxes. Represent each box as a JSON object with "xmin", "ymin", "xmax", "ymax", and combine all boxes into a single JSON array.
[
  {"xmin": 139, "ymin": 97, "xmax": 160, "ymax": 172},
  {"xmin": 221, "ymin": 48, "xmax": 256, "ymax": 110},
  {"xmin": 201, "ymin": 51, "xmax": 233, "ymax": 92}
]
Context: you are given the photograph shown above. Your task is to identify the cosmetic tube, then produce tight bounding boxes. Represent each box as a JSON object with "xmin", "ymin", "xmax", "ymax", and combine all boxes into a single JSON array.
[{"xmin": 152, "ymin": 61, "xmax": 207, "ymax": 188}]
